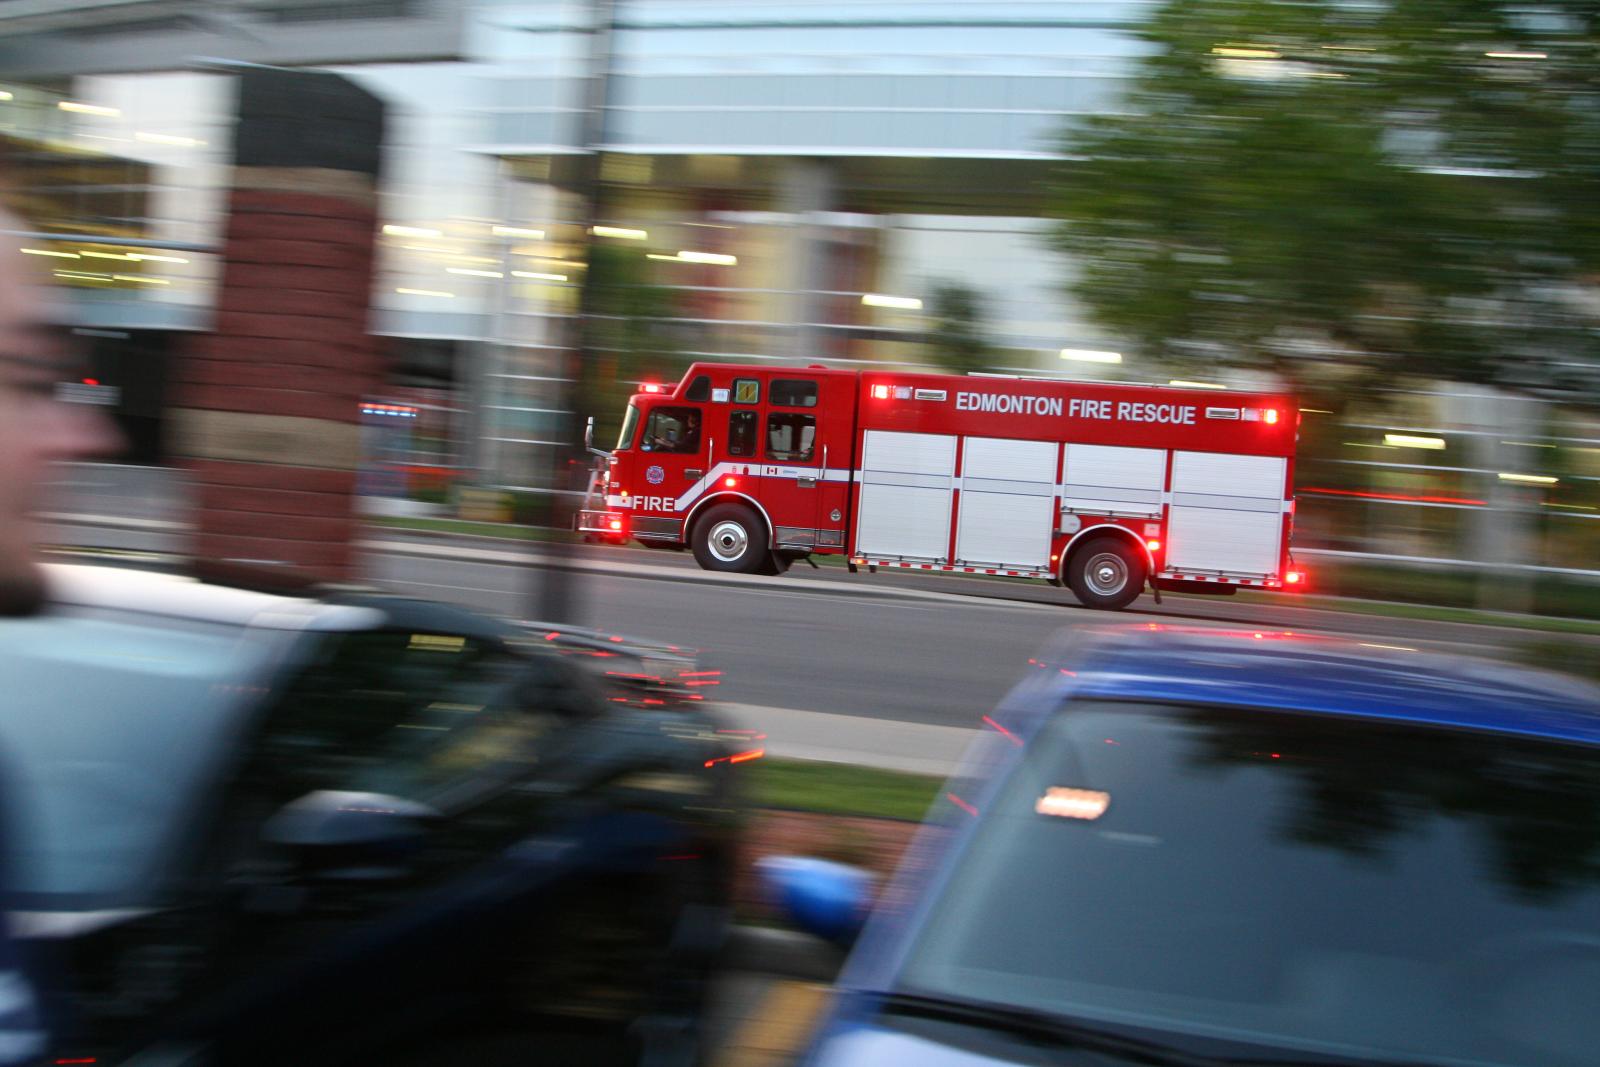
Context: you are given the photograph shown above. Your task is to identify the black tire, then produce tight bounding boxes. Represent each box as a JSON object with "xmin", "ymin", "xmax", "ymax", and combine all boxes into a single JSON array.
[
  {"xmin": 690, "ymin": 504, "xmax": 770, "ymax": 574},
  {"xmin": 1066, "ymin": 535, "xmax": 1147, "ymax": 611}
]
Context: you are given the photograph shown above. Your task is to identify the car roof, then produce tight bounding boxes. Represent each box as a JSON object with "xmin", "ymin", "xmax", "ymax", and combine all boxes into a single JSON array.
[
  {"xmin": 43, "ymin": 562, "xmax": 385, "ymax": 631},
  {"xmin": 1039, "ymin": 626, "xmax": 1600, "ymax": 746}
]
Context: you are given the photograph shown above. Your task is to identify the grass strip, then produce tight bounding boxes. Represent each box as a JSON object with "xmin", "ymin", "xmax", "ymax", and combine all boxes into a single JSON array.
[{"xmin": 746, "ymin": 757, "xmax": 944, "ymax": 823}]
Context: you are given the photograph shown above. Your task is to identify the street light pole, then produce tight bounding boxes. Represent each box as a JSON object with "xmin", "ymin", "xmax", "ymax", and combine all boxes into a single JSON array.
[{"xmin": 535, "ymin": 0, "xmax": 617, "ymax": 624}]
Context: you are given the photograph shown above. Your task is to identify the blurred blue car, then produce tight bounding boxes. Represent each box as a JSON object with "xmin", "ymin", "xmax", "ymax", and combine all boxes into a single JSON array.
[{"xmin": 779, "ymin": 627, "xmax": 1600, "ymax": 1067}]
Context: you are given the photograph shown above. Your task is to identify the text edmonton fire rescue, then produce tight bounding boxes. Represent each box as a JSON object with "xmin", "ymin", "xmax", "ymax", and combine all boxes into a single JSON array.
[{"xmin": 955, "ymin": 391, "xmax": 1197, "ymax": 425}]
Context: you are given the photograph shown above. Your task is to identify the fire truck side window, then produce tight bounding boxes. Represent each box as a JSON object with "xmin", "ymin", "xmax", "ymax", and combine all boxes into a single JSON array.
[
  {"xmin": 641, "ymin": 407, "xmax": 701, "ymax": 454},
  {"xmin": 728, "ymin": 410, "xmax": 758, "ymax": 457},
  {"xmin": 771, "ymin": 379, "xmax": 819, "ymax": 407},
  {"xmin": 766, "ymin": 412, "xmax": 816, "ymax": 462}
]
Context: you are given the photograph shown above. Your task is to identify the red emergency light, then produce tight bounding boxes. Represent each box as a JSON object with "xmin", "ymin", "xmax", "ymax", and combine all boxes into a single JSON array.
[
  {"xmin": 1264, "ymin": 408, "xmax": 1280, "ymax": 425},
  {"xmin": 723, "ymin": 476, "xmax": 738, "ymax": 488},
  {"xmin": 1286, "ymin": 569, "xmax": 1304, "ymax": 586},
  {"xmin": 641, "ymin": 383, "xmax": 663, "ymax": 394},
  {"xmin": 608, "ymin": 518, "xmax": 623, "ymax": 532},
  {"xmin": 871, "ymin": 384, "xmax": 890, "ymax": 400},
  {"xmin": 1145, "ymin": 539, "xmax": 1161, "ymax": 552}
]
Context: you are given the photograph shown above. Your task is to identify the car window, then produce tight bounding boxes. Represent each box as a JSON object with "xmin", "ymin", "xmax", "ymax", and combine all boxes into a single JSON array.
[
  {"xmin": 251, "ymin": 631, "xmax": 557, "ymax": 808},
  {"xmin": 728, "ymin": 410, "xmax": 758, "ymax": 457},
  {"xmin": 898, "ymin": 703, "xmax": 1600, "ymax": 1066},
  {"xmin": 0, "ymin": 608, "xmax": 269, "ymax": 903},
  {"xmin": 766, "ymin": 412, "xmax": 816, "ymax": 462},
  {"xmin": 770, "ymin": 379, "xmax": 818, "ymax": 407},
  {"xmin": 640, "ymin": 406, "xmax": 701, "ymax": 454}
]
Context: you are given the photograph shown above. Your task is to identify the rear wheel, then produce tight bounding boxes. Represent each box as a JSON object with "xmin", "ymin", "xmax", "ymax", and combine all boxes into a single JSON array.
[
  {"xmin": 691, "ymin": 504, "xmax": 770, "ymax": 574},
  {"xmin": 1067, "ymin": 536, "xmax": 1147, "ymax": 611}
]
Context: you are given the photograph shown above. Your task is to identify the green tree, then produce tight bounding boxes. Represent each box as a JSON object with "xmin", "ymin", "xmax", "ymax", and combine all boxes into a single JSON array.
[
  {"xmin": 924, "ymin": 281, "xmax": 995, "ymax": 376},
  {"xmin": 573, "ymin": 241, "xmax": 683, "ymax": 450},
  {"xmin": 1049, "ymin": 0, "xmax": 1600, "ymax": 401}
]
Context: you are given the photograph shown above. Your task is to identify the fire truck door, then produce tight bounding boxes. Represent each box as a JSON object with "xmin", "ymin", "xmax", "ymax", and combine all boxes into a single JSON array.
[{"xmin": 760, "ymin": 376, "xmax": 851, "ymax": 553}]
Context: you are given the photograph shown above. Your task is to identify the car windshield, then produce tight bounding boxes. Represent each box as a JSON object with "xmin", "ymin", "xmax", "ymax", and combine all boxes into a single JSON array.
[
  {"xmin": 617, "ymin": 402, "xmax": 640, "ymax": 450},
  {"xmin": 0, "ymin": 606, "xmax": 271, "ymax": 904},
  {"xmin": 898, "ymin": 702, "xmax": 1600, "ymax": 1066}
]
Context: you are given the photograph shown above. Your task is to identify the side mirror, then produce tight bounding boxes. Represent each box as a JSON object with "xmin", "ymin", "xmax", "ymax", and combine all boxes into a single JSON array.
[
  {"xmin": 261, "ymin": 790, "xmax": 439, "ymax": 881},
  {"xmin": 584, "ymin": 415, "xmax": 595, "ymax": 451},
  {"xmin": 757, "ymin": 855, "xmax": 872, "ymax": 946}
]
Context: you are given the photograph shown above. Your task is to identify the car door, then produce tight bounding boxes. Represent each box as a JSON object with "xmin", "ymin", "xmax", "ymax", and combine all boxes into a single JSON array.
[
  {"xmin": 166, "ymin": 629, "xmax": 582, "ymax": 1064},
  {"xmin": 633, "ymin": 401, "xmax": 707, "ymax": 518}
]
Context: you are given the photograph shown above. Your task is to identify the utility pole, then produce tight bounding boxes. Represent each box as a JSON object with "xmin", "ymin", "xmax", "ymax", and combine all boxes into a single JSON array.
[{"xmin": 535, "ymin": 0, "xmax": 617, "ymax": 623}]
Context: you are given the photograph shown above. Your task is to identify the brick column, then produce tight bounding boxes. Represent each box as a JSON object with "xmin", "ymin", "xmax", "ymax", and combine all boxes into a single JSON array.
[{"xmin": 171, "ymin": 69, "xmax": 385, "ymax": 580}]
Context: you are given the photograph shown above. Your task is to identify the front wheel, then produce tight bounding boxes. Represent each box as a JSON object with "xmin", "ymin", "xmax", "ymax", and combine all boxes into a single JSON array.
[
  {"xmin": 1067, "ymin": 536, "xmax": 1147, "ymax": 611},
  {"xmin": 691, "ymin": 504, "xmax": 770, "ymax": 574}
]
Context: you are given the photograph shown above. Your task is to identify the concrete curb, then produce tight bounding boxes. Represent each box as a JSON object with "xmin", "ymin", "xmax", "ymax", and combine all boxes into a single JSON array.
[{"xmin": 362, "ymin": 536, "xmax": 1063, "ymax": 613}]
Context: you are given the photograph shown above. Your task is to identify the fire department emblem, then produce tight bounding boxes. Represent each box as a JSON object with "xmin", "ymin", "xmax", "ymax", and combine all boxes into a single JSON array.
[
  {"xmin": 646, "ymin": 465, "xmax": 665, "ymax": 485},
  {"xmin": 830, "ymin": 509, "xmax": 842, "ymax": 522}
]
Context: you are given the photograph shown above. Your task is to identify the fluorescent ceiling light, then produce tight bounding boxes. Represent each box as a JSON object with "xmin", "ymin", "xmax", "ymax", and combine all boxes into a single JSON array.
[
  {"xmin": 21, "ymin": 248, "xmax": 77, "ymax": 258},
  {"xmin": 58, "ymin": 101, "xmax": 120, "ymax": 117},
  {"xmin": 862, "ymin": 293, "xmax": 922, "ymax": 310},
  {"xmin": 396, "ymin": 288, "xmax": 454, "ymax": 298},
  {"xmin": 1168, "ymin": 380, "xmax": 1227, "ymax": 389},
  {"xmin": 1498, "ymin": 472, "xmax": 1558, "ymax": 485},
  {"xmin": 127, "ymin": 253, "xmax": 188, "ymax": 264},
  {"xmin": 446, "ymin": 267, "xmax": 503, "ymax": 278},
  {"xmin": 493, "ymin": 226, "xmax": 545, "ymax": 238},
  {"xmin": 1059, "ymin": 348, "xmax": 1122, "ymax": 364},
  {"xmin": 591, "ymin": 226, "xmax": 648, "ymax": 240},
  {"xmin": 383, "ymin": 225, "xmax": 442, "ymax": 238},
  {"xmin": 81, "ymin": 251, "xmax": 137, "ymax": 261},
  {"xmin": 136, "ymin": 132, "xmax": 205, "ymax": 147},
  {"xmin": 512, "ymin": 271, "xmax": 567, "ymax": 281},
  {"xmin": 112, "ymin": 275, "xmax": 168, "ymax": 285},
  {"xmin": 676, "ymin": 250, "xmax": 737, "ymax": 265},
  {"xmin": 1485, "ymin": 51, "xmax": 1546, "ymax": 59},
  {"xmin": 1384, "ymin": 434, "xmax": 1446, "ymax": 450},
  {"xmin": 0, "ymin": 92, "xmax": 13, "ymax": 102},
  {"xmin": 1211, "ymin": 47, "xmax": 1280, "ymax": 59}
]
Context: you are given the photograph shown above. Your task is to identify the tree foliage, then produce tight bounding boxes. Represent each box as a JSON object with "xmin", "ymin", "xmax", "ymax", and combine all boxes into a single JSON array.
[
  {"xmin": 924, "ymin": 280, "xmax": 996, "ymax": 376},
  {"xmin": 1049, "ymin": 0, "xmax": 1600, "ymax": 397}
]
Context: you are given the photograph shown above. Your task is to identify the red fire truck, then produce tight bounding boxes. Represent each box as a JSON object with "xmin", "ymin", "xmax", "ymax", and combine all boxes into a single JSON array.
[{"xmin": 577, "ymin": 363, "xmax": 1303, "ymax": 610}]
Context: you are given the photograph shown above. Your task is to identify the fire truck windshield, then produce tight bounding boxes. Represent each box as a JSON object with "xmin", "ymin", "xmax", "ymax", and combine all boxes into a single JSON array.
[{"xmin": 617, "ymin": 402, "xmax": 641, "ymax": 450}]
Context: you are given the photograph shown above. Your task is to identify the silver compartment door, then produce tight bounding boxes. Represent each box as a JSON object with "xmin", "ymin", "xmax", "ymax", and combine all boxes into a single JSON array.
[
  {"xmin": 955, "ymin": 436, "xmax": 1057, "ymax": 568},
  {"xmin": 1168, "ymin": 452, "xmax": 1287, "ymax": 576},
  {"xmin": 1061, "ymin": 444, "xmax": 1166, "ymax": 518},
  {"xmin": 855, "ymin": 431, "xmax": 957, "ymax": 561}
]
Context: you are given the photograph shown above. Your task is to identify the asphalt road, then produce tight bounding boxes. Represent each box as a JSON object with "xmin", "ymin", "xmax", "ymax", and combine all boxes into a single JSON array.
[{"xmin": 364, "ymin": 533, "xmax": 1587, "ymax": 731}]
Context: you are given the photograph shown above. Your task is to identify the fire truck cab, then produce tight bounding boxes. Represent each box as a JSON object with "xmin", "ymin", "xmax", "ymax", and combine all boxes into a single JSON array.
[{"xmin": 579, "ymin": 363, "xmax": 1301, "ymax": 611}]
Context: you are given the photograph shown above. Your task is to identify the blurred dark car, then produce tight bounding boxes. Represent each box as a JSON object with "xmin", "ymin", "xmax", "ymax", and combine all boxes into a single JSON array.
[
  {"xmin": 775, "ymin": 627, "xmax": 1600, "ymax": 1067},
  {"xmin": 2, "ymin": 563, "xmax": 748, "ymax": 1067}
]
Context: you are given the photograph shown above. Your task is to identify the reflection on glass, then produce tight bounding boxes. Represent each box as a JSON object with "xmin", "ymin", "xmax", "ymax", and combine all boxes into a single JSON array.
[{"xmin": 900, "ymin": 702, "xmax": 1600, "ymax": 1066}]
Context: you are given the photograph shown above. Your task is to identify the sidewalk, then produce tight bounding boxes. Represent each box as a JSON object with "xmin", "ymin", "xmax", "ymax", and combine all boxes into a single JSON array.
[{"xmin": 719, "ymin": 702, "xmax": 975, "ymax": 776}]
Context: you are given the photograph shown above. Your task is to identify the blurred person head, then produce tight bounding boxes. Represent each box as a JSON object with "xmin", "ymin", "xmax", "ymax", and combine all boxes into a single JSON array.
[{"xmin": 0, "ymin": 207, "xmax": 122, "ymax": 614}]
